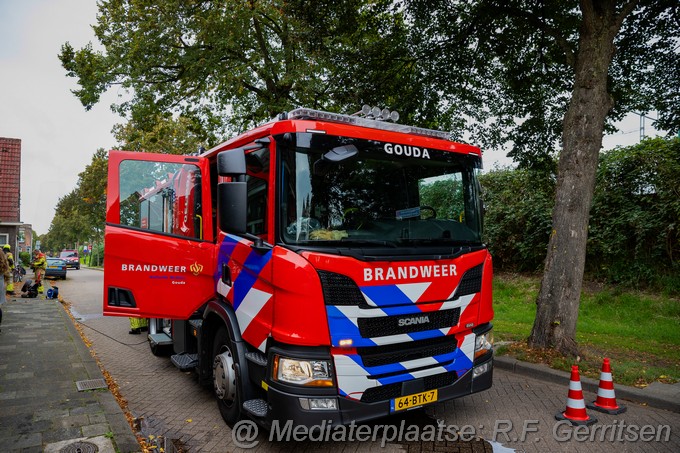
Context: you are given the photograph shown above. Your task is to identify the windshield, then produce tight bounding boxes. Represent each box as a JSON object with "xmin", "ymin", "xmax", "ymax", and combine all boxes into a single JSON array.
[{"xmin": 278, "ymin": 133, "xmax": 483, "ymax": 249}]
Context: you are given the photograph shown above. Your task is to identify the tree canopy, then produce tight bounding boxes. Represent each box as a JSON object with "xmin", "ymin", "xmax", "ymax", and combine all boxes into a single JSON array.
[
  {"xmin": 42, "ymin": 149, "xmax": 108, "ymax": 253},
  {"xmin": 60, "ymin": 0, "xmax": 426, "ymax": 138},
  {"xmin": 406, "ymin": 0, "xmax": 679, "ymax": 166}
]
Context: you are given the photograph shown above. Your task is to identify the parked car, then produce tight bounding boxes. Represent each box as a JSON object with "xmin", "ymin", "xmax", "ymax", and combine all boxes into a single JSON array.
[
  {"xmin": 59, "ymin": 249, "xmax": 80, "ymax": 269},
  {"xmin": 45, "ymin": 258, "xmax": 68, "ymax": 280}
]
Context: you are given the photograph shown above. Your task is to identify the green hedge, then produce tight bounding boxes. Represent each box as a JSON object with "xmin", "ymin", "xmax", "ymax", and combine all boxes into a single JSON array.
[
  {"xmin": 479, "ymin": 167, "xmax": 554, "ymax": 272},
  {"xmin": 587, "ymin": 137, "xmax": 679, "ymax": 291},
  {"xmin": 480, "ymin": 137, "xmax": 679, "ymax": 293}
]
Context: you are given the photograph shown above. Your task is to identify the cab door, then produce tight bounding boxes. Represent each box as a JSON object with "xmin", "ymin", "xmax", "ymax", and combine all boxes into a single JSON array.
[{"xmin": 104, "ymin": 150, "xmax": 216, "ymax": 319}]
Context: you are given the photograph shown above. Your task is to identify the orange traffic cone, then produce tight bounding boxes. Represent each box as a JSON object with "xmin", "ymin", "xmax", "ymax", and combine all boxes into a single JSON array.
[
  {"xmin": 587, "ymin": 358, "xmax": 627, "ymax": 414},
  {"xmin": 555, "ymin": 365, "xmax": 597, "ymax": 426}
]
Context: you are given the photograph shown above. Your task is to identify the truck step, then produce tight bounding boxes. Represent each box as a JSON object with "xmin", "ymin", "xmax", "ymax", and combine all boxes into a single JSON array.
[
  {"xmin": 243, "ymin": 399, "xmax": 268, "ymax": 418},
  {"xmin": 245, "ymin": 352, "xmax": 267, "ymax": 367},
  {"xmin": 148, "ymin": 332, "xmax": 173, "ymax": 346},
  {"xmin": 188, "ymin": 319, "xmax": 203, "ymax": 329},
  {"xmin": 171, "ymin": 353, "xmax": 198, "ymax": 371},
  {"xmin": 188, "ymin": 319, "xmax": 203, "ymax": 337}
]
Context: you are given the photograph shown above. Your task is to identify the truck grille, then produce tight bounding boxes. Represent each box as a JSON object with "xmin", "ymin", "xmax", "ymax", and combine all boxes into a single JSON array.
[
  {"xmin": 453, "ymin": 263, "xmax": 483, "ymax": 298},
  {"xmin": 319, "ymin": 263, "xmax": 483, "ymax": 307},
  {"xmin": 357, "ymin": 308, "xmax": 460, "ymax": 338},
  {"xmin": 318, "ymin": 271, "xmax": 366, "ymax": 306},
  {"xmin": 360, "ymin": 371, "xmax": 457, "ymax": 403},
  {"xmin": 357, "ymin": 335, "xmax": 457, "ymax": 368}
]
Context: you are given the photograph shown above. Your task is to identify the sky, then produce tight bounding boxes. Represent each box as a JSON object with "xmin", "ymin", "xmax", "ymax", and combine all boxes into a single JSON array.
[{"xmin": 0, "ymin": 0, "xmax": 666, "ymax": 235}]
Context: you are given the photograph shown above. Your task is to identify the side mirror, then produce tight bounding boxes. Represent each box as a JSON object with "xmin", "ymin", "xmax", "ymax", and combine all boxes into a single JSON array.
[
  {"xmin": 217, "ymin": 150, "xmax": 247, "ymax": 233},
  {"xmin": 217, "ymin": 149, "xmax": 246, "ymax": 177},
  {"xmin": 218, "ymin": 182, "xmax": 247, "ymax": 234}
]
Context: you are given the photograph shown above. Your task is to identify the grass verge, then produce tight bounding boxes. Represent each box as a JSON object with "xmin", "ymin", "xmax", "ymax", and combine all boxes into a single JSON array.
[{"xmin": 493, "ymin": 273, "xmax": 680, "ymax": 387}]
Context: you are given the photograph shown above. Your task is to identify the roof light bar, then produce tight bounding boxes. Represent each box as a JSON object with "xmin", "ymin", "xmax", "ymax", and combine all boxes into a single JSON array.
[{"xmin": 287, "ymin": 108, "xmax": 452, "ymax": 141}]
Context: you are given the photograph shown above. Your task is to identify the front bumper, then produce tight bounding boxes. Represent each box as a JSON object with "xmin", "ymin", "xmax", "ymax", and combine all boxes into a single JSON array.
[{"xmin": 265, "ymin": 355, "xmax": 493, "ymax": 427}]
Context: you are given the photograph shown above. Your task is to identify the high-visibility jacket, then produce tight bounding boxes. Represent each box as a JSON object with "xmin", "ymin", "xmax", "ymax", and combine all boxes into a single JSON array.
[{"xmin": 32, "ymin": 252, "xmax": 46, "ymax": 270}]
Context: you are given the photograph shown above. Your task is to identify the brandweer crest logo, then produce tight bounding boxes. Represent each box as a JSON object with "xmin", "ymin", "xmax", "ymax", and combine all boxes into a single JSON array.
[{"xmin": 190, "ymin": 262, "xmax": 203, "ymax": 276}]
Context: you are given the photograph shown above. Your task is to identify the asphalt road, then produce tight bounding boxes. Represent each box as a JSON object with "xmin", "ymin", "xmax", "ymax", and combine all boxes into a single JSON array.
[{"xmin": 54, "ymin": 267, "xmax": 680, "ymax": 453}]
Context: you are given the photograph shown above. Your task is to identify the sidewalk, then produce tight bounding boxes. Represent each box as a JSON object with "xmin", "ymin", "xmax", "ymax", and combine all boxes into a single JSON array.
[{"xmin": 0, "ymin": 287, "xmax": 140, "ymax": 453}]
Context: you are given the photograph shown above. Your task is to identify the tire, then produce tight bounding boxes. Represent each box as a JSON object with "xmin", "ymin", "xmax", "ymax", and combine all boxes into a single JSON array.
[{"xmin": 212, "ymin": 326, "xmax": 244, "ymax": 427}]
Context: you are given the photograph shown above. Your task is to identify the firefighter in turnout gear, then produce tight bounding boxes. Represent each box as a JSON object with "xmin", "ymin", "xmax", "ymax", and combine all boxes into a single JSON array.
[
  {"xmin": 31, "ymin": 249, "xmax": 47, "ymax": 294},
  {"xmin": 3, "ymin": 245, "xmax": 14, "ymax": 295}
]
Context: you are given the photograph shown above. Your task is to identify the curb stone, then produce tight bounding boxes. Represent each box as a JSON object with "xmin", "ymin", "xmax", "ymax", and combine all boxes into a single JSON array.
[{"xmin": 494, "ymin": 355, "xmax": 680, "ymax": 414}]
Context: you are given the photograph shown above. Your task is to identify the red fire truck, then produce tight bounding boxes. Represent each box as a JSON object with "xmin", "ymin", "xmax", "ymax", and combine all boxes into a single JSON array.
[{"xmin": 104, "ymin": 107, "xmax": 494, "ymax": 428}]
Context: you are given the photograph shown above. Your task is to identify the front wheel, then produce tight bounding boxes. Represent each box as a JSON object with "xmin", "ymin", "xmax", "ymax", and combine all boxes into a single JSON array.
[{"xmin": 212, "ymin": 326, "xmax": 244, "ymax": 427}]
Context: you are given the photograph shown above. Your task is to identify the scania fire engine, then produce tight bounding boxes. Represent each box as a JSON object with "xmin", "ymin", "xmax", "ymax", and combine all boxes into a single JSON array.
[{"xmin": 104, "ymin": 107, "xmax": 494, "ymax": 428}]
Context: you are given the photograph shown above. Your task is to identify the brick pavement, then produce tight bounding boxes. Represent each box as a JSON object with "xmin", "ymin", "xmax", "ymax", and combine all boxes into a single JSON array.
[
  {"xmin": 0, "ymin": 293, "xmax": 139, "ymax": 453},
  {"xmin": 57, "ymin": 272, "xmax": 680, "ymax": 453}
]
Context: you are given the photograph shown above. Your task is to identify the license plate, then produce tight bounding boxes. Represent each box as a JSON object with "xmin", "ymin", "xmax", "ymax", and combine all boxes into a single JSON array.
[{"xmin": 390, "ymin": 389, "xmax": 438, "ymax": 412}]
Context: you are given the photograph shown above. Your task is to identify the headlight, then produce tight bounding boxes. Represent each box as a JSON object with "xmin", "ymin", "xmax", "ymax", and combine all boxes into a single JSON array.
[
  {"xmin": 474, "ymin": 330, "xmax": 493, "ymax": 359},
  {"xmin": 273, "ymin": 355, "xmax": 334, "ymax": 387}
]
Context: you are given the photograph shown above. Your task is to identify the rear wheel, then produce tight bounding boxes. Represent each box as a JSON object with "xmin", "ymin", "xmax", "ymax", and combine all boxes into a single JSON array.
[{"xmin": 212, "ymin": 326, "xmax": 244, "ymax": 427}]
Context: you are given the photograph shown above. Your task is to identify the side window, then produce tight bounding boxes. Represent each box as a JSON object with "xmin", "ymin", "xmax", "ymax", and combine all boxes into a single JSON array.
[
  {"xmin": 245, "ymin": 148, "xmax": 269, "ymax": 236},
  {"xmin": 119, "ymin": 160, "xmax": 202, "ymax": 239}
]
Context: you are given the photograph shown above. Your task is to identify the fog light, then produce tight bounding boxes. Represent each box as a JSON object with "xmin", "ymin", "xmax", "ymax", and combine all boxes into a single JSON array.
[
  {"xmin": 310, "ymin": 398, "xmax": 337, "ymax": 410},
  {"xmin": 300, "ymin": 397, "xmax": 337, "ymax": 410},
  {"xmin": 473, "ymin": 362, "xmax": 491, "ymax": 378}
]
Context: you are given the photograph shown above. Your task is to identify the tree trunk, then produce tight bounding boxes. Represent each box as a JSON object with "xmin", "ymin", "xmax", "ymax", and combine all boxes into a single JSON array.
[{"xmin": 528, "ymin": 1, "xmax": 628, "ymax": 356}]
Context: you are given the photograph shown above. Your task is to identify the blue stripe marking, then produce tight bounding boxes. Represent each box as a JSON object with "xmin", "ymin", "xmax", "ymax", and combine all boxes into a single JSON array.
[
  {"xmin": 215, "ymin": 236, "xmax": 240, "ymax": 283},
  {"xmin": 217, "ymin": 235, "xmax": 272, "ymax": 310},
  {"xmin": 326, "ymin": 306, "xmax": 377, "ymax": 347},
  {"xmin": 360, "ymin": 285, "xmax": 412, "ymax": 307},
  {"xmin": 379, "ymin": 304, "xmax": 426, "ymax": 317},
  {"xmin": 233, "ymin": 248, "xmax": 272, "ymax": 310},
  {"xmin": 375, "ymin": 349, "xmax": 473, "ymax": 386},
  {"xmin": 407, "ymin": 329, "xmax": 446, "ymax": 342},
  {"xmin": 345, "ymin": 353, "xmax": 407, "ymax": 376}
]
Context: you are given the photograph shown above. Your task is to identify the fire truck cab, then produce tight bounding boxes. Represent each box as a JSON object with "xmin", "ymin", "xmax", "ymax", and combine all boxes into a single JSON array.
[{"xmin": 104, "ymin": 107, "xmax": 494, "ymax": 428}]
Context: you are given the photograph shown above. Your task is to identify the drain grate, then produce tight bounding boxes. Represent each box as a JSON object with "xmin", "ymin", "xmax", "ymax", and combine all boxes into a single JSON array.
[
  {"xmin": 75, "ymin": 378, "xmax": 108, "ymax": 391},
  {"xmin": 59, "ymin": 440, "xmax": 99, "ymax": 453}
]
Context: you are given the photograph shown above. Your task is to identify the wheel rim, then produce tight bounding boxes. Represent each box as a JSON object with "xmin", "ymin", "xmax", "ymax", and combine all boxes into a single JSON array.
[{"xmin": 213, "ymin": 347, "xmax": 236, "ymax": 405}]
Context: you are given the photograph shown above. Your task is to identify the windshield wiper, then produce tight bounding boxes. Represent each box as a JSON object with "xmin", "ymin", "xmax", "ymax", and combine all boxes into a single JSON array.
[
  {"xmin": 290, "ymin": 238, "xmax": 399, "ymax": 248},
  {"xmin": 338, "ymin": 238, "xmax": 399, "ymax": 248},
  {"xmin": 397, "ymin": 238, "xmax": 480, "ymax": 246}
]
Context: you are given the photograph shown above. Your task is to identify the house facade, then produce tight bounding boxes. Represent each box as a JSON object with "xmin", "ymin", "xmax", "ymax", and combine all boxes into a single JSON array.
[{"xmin": 0, "ymin": 137, "xmax": 32, "ymax": 258}]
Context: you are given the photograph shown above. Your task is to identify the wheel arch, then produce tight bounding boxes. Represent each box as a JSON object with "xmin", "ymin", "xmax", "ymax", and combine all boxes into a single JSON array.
[{"xmin": 198, "ymin": 298, "xmax": 252, "ymax": 397}]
